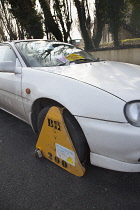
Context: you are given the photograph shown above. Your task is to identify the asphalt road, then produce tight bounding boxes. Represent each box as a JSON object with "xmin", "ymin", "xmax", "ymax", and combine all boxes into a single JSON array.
[{"xmin": 0, "ymin": 109, "xmax": 140, "ymax": 210}]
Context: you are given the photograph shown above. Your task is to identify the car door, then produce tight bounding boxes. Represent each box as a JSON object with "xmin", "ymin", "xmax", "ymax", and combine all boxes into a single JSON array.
[{"xmin": 0, "ymin": 44, "xmax": 26, "ymax": 121}]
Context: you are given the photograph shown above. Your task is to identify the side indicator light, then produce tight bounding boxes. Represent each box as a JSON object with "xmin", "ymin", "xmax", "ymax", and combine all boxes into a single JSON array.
[{"xmin": 26, "ymin": 88, "xmax": 31, "ymax": 94}]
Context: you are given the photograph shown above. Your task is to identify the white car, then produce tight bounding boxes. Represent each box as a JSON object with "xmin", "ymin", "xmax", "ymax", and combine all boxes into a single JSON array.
[{"xmin": 0, "ymin": 39, "xmax": 140, "ymax": 172}]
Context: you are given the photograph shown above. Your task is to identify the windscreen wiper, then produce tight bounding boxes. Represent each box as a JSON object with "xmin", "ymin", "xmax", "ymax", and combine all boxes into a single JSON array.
[
  {"xmin": 69, "ymin": 58, "xmax": 94, "ymax": 64},
  {"xmin": 58, "ymin": 58, "xmax": 102, "ymax": 66}
]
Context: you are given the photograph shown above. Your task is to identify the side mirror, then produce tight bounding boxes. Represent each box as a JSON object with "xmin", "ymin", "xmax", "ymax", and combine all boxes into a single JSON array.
[{"xmin": 0, "ymin": 61, "xmax": 15, "ymax": 72}]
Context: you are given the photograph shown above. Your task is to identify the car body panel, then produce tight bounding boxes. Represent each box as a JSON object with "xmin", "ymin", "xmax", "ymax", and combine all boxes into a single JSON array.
[
  {"xmin": 21, "ymin": 67, "xmax": 127, "ymax": 124},
  {"xmin": 76, "ymin": 116, "xmax": 140, "ymax": 163},
  {"xmin": 0, "ymin": 44, "xmax": 26, "ymax": 120},
  {"xmin": 34, "ymin": 61, "xmax": 140, "ymax": 102},
  {"xmin": 90, "ymin": 153, "xmax": 140, "ymax": 172}
]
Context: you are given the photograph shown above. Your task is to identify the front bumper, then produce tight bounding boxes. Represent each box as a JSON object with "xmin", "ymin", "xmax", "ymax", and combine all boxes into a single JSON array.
[{"xmin": 75, "ymin": 116, "xmax": 140, "ymax": 172}]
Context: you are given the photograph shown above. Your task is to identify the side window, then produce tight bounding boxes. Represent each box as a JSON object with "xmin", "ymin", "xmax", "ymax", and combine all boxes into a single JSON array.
[{"xmin": 0, "ymin": 45, "xmax": 16, "ymax": 70}]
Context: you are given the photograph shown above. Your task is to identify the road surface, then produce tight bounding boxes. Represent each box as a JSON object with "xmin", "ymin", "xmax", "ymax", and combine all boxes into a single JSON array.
[{"xmin": 0, "ymin": 110, "xmax": 140, "ymax": 210}]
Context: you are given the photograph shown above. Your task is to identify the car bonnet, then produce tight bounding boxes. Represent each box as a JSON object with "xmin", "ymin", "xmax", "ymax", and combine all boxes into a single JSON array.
[{"xmin": 37, "ymin": 61, "xmax": 140, "ymax": 102}]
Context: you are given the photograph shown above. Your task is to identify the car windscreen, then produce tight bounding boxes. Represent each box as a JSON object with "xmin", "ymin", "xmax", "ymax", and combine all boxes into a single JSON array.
[{"xmin": 15, "ymin": 41, "xmax": 96, "ymax": 67}]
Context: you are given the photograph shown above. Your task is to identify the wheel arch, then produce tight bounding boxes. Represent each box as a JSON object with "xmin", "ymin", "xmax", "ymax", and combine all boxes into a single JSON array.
[{"xmin": 31, "ymin": 97, "xmax": 64, "ymax": 132}]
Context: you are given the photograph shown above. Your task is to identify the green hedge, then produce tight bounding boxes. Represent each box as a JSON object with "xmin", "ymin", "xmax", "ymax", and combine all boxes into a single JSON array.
[{"xmin": 97, "ymin": 38, "xmax": 140, "ymax": 50}]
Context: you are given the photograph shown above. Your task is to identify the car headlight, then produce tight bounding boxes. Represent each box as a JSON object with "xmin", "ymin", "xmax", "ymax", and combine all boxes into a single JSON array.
[{"xmin": 124, "ymin": 101, "xmax": 140, "ymax": 127}]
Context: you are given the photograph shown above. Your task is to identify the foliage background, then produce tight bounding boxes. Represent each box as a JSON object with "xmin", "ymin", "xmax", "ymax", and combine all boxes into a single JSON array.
[{"xmin": 0, "ymin": 0, "xmax": 140, "ymax": 50}]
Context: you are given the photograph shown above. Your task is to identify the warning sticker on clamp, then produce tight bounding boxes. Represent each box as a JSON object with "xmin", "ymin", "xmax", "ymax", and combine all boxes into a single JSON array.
[{"xmin": 55, "ymin": 143, "xmax": 75, "ymax": 166}]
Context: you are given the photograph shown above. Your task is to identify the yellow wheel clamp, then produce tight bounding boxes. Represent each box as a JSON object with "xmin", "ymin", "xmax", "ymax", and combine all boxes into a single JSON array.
[{"xmin": 35, "ymin": 106, "xmax": 86, "ymax": 177}]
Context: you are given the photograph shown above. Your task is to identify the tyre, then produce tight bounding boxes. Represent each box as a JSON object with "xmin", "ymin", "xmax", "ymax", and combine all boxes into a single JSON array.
[{"xmin": 37, "ymin": 106, "xmax": 90, "ymax": 164}]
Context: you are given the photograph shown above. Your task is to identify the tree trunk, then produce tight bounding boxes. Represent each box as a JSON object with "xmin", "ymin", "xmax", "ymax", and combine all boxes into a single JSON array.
[
  {"xmin": 74, "ymin": 0, "xmax": 94, "ymax": 51},
  {"xmin": 39, "ymin": 0, "xmax": 63, "ymax": 41},
  {"xmin": 108, "ymin": 0, "xmax": 125, "ymax": 47},
  {"xmin": 93, "ymin": 0, "xmax": 108, "ymax": 48}
]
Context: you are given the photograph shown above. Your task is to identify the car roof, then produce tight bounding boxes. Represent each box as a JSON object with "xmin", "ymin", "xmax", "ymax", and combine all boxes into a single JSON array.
[{"xmin": 0, "ymin": 39, "xmax": 59, "ymax": 44}]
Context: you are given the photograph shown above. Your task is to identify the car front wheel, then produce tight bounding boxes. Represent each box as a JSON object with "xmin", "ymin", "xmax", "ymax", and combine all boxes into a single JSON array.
[{"xmin": 37, "ymin": 106, "xmax": 90, "ymax": 165}]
